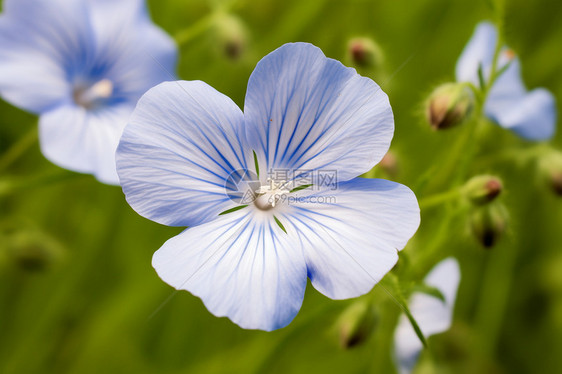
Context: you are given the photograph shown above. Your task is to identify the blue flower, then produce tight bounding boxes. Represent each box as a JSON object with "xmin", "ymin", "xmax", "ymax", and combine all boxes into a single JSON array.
[
  {"xmin": 116, "ymin": 42, "xmax": 420, "ymax": 331},
  {"xmin": 0, "ymin": 0, "xmax": 177, "ymax": 184},
  {"xmin": 393, "ymin": 258, "xmax": 461, "ymax": 374},
  {"xmin": 456, "ymin": 22, "xmax": 557, "ymax": 140}
]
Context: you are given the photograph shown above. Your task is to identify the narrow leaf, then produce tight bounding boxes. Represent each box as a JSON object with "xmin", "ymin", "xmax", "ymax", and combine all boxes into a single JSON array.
[
  {"xmin": 477, "ymin": 63, "xmax": 486, "ymax": 90},
  {"xmin": 381, "ymin": 273, "xmax": 428, "ymax": 347},
  {"xmin": 493, "ymin": 59, "xmax": 512, "ymax": 81},
  {"xmin": 273, "ymin": 215, "xmax": 287, "ymax": 234},
  {"xmin": 412, "ymin": 283, "xmax": 446, "ymax": 304},
  {"xmin": 290, "ymin": 184, "xmax": 313, "ymax": 193},
  {"xmin": 253, "ymin": 150, "xmax": 260, "ymax": 179},
  {"xmin": 219, "ymin": 205, "xmax": 248, "ymax": 215}
]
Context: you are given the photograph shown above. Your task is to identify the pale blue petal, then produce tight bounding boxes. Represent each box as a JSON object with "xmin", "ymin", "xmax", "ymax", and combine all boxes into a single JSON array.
[
  {"xmin": 117, "ymin": 81, "xmax": 251, "ymax": 227},
  {"xmin": 39, "ymin": 103, "xmax": 133, "ymax": 185},
  {"xmin": 280, "ymin": 178, "xmax": 420, "ymax": 299},
  {"xmin": 486, "ymin": 53, "xmax": 526, "ymax": 98},
  {"xmin": 486, "ymin": 87, "xmax": 557, "ymax": 141},
  {"xmin": 152, "ymin": 209, "xmax": 307, "ymax": 331},
  {"xmin": 393, "ymin": 258, "xmax": 461, "ymax": 374},
  {"xmin": 0, "ymin": 0, "xmax": 95, "ymax": 112},
  {"xmin": 455, "ymin": 21, "xmax": 497, "ymax": 85},
  {"xmin": 244, "ymin": 43, "xmax": 393, "ymax": 184},
  {"xmin": 88, "ymin": 0, "xmax": 177, "ymax": 100}
]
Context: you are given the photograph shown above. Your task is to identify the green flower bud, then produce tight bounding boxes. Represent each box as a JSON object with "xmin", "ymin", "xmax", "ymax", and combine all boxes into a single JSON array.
[
  {"xmin": 426, "ymin": 83, "xmax": 474, "ymax": 130},
  {"xmin": 538, "ymin": 151, "xmax": 562, "ymax": 196},
  {"xmin": 346, "ymin": 37, "xmax": 384, "ymax": 69},
  {"xmin": 463, "ymin": 175, "xmax": 502, "ymax": 205},
  {"xmin": 3, "ymin": 228, "xmax": 64, "ymax": 271},
  {"xmin": 336, "ymin": 300, "xmax": 378, "ymax": 349},
  {"xmin": 213, "ymin": 13, "xmax": 248, "ymax": 60},
  {"xmin": 469, "ymin": 203, "xmax": 508, "ymax": 248}
]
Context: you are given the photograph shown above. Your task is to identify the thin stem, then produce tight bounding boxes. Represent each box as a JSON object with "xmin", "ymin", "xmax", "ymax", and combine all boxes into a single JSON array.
[
  {"xmin": 419, "ymin": 188, "xmax": 462, "ymax": 210},
  {"xmin": 0, "ymin": 126, "xmax": 38, "ymax": 172},
  {"xmin": 174, "ymin": 13, "xmax": 218, "ymax": 46},
  {"xmin": 472, "ymin": 238, "xmax": 518, "ymax": 357},
  {"xmin": 0, "ymin": 171, "xmax": 84, "ymax": 197},
  {"xmin": 174, "ymin": 0, "xmax": 242, "ymax": 46}
]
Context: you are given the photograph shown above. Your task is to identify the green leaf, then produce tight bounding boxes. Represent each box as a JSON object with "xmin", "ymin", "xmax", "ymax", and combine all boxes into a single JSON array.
[
  {"xmin": 253, "ymin": 150, "xmax": 260, "ymax": 179},
  {"xmin": 477, "ymin": 63, "xmax": 486, "ymax": 90},
  {"xmin": 412, "ymin": 284, "xmax": 446, "ymax": 303},
  {"xmin": 219, "ymin": 205, "xmax": 248, "ymax": 215},
  {"xmin": 273, "ymin": 215, "xmax": 287, "ymax": 234},
  {"xmin": 381, "ymin": 273, "xmax": 427, "ymax": 348},
  {"xmin": 290, "ymin": 184, "xmax": 313, "ymax": 193},
  {"xmin": 493, "ymin": 59, "xmax": 512, "ymax": 82}
]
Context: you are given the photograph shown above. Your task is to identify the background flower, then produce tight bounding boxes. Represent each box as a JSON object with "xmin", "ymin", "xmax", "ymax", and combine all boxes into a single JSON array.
[
  {"xmin": 455, "ymin": 21, "xmax": 557, "ymax": 140},
  {"xmin": 393, "ymin": 258, "xmax": 461, "ymax": 374},
  {"xmin": 0, "ymin": 0, "xmax": 177, "ymax": 184}
]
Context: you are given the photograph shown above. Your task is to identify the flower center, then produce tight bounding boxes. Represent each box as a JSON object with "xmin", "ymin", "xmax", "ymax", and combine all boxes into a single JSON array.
[
  {"xmin": 254, "ymin": 178, "xmax": 291, "ymax": 210},
  {"xmin": 73, "ymin": 79, "xmax": 114, "ymax": 109}
]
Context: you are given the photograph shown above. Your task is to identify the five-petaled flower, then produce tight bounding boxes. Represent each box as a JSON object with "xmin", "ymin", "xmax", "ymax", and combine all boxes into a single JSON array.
[
  {"xmin": 0, "ymin": 0, "xmax": 177, "ymax": 184},
  {"xmin": 116, "ymin": 42, "xmax": 420, "ymax": 331},
  {"xmin": 393, "ymin": 258, "xmax": 460, "ymax": 374},
  {"xmin": 456, "ymin": 21, "xmax": 557, "ymax": 141}
]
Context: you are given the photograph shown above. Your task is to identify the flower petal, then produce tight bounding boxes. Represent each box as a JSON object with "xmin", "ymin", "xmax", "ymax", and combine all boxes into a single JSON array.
[
  {"xmin": 0, "ymin": 0, "xmax": 95, "ymax": 112},
  {"xmin": 244, "ymin": 42, "xmax": 393, "ymax": 183},
  {"xmin": 393, "ymin": 258, "xmax": 461, "ymax": 374},
  {"xmin": 117, "ymin": 81, "xmax": 252, "ymax": 227},
  {"xmin": 486, "ymin": 87, "xmax": 557, "ymax": 141},
  {"xmin": 280, "ymin": 178, "xmax": 420, "ymax": 299},
  {"xmin": 88, "ymin": 0, "xmax": 177, "ymax": 100},
  {"xmin": 455, "ymin": 21, "xmax": 498, "ymax": 85},
  {"xmin": 39, "ymin": 103, "xmax": 132, "ymax": 185},
  {"xmin": 152, "ymin": 209, "xmax": 307, "ymax": 331}
]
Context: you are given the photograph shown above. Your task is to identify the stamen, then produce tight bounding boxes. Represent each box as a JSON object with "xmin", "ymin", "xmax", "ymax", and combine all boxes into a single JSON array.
[
  {"xmin": 254, "ymin": 178, "xmax": 291, "ymax": 209},
  {"xmin": 74, "ymin": 79, "xmax": 114, "ymax": 109}
]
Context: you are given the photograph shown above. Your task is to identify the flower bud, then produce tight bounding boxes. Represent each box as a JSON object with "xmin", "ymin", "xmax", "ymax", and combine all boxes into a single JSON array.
[
  {"xmin": 463, "ymin": 175, "xmax": 502, "ymax": 205},
  {"xmin": 213, "ymin": 14, "xmax": 248, "ymax": 60},
  {"xmin": 469, "ymin": 203, "xmax": 508, "ymax": 248},
  {"xmin": 426, "ymin": 83, "xmax": 474, "ymax": 130},
  {"xmin": 4, "ymin": 229, "xmax": 64, "ymax": 271},
  {"xmin": 346, "ymin": 37, "xmax": 383, "ymax": 69},
  {"xmin": 538, "ymin": 151, "xmax": 562, "ymax": 196},
  {"xmin": 336, "ymin": 300, "xmax": 378, "ymax": 349}
]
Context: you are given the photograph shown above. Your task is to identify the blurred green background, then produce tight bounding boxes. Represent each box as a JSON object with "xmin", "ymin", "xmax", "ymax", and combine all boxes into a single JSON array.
[{"xmin": 1, "ymin": 0, "xmax": 562, "ymax": 373}]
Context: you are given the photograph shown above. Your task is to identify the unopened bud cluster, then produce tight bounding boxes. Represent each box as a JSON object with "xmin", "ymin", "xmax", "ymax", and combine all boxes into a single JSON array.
[{"xmin": 463, "ymin": 175, "xmax": 507, "ymax": 248}]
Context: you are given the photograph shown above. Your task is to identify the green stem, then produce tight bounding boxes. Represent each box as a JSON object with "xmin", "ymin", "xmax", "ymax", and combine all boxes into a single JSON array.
[
  {"xmin": 0, "ymin": 171, "xmax": 83, "ymax": 197},
  {"xmin": 473, "ymin": 142, "xmax": 551, "ymax": 169},
  {"xmin": 419, "ymin": 188, "xmax": 462, "ymax": 210},
  {"xmin": 174, "ymin": 13, "xmax": 218, "ymax": 46},
  {"xmin": 174, "ymin": 0, "xmax": 242, "ymax": 46},
  {"xmin": 0, "ymin": 127, "xmax": 38, "ymax": 172},
  {"xmin": 472, "ymin": 238, "xmax": 518, "ymax": 357}
]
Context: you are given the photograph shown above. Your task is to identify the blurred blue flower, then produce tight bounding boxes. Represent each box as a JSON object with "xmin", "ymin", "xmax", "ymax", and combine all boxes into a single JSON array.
[
  {"xmin": 0, "ymin": 0, "xmax": 177, "ymax": 184},
  {"xmin": 456, "ymin": 22, "xmax": 557, "ymax": 140},
  {"xmin": 393, "ymin": 258, "xmax": 461, "ymax": 374},
  {"xmin": 116, "ymin": 42, "xmax": 420, "ymax": 330}
]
